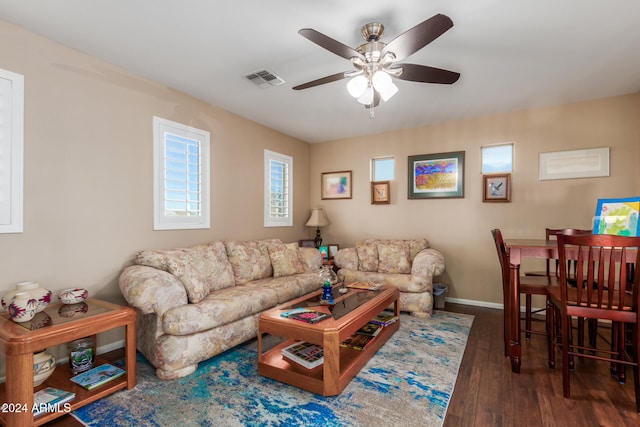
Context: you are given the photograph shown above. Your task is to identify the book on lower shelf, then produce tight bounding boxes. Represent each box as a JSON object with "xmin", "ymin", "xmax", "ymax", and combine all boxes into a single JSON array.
[
  {"xmin": 356, "ymin": 322, "xmax": 383, "ymax": 337},
  {"xmin": 369, "ymin": 311, "xmax": 399, "ymax": 326},
  {"xmin": 281, "ymin": 341, "xmax": 324, "ymax": 369},
  {"xmin": 70, "ymin": 363, "xmax": 126, "ymax": 390},
  {"xmin": 280, "ymin": 307, "xmax": 331, "ymax": 324},
  {"xmin": 341, "ymin": 332, "xmax": 377, "ymax": 351},
  {"xmin": 33, "ymin": 387, "xmax": 76, "ymax": 417}
]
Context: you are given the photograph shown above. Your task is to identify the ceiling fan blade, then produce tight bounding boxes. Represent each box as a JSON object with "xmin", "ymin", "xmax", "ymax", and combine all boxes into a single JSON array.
[
  {"xmin": 382, "ymin": 14, "xmax": 454, "ymax": 62},
  {"xmin": 299, "ymin": 28, "xmax": 365, "ymax": 61},
  {"xmin": 292, "ymin": 71, "xmax": 347, "ymax": 90},
  {"xmin": 395, "ymin": 63, "xmax": 460, "ymax": 84}
]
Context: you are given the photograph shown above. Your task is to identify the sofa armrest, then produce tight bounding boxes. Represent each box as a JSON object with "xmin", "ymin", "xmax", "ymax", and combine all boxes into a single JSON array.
[
  {"xmin": 334, "ymin": 247, "xmax": 358, "ymax": 270},
  {"xmin": 119, "ymin": 265, "xmax": 188, "ymax": 316},
  {"xmin": 299, "ymin": 247, "xmax": 322, "ymax": 271},
  {"xmin": 411, "ymin": 248, "xmax": 446, "ymax": 278}
]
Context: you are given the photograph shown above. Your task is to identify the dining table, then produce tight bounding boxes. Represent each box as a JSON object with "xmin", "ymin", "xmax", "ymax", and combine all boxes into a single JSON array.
[
  {"xmin": 503, "ymin": 238, "xmax": 637, "ymax": 373},
  {"xmin": 503, "ymin": 239, "xmax": 558, "ymax": 373}
]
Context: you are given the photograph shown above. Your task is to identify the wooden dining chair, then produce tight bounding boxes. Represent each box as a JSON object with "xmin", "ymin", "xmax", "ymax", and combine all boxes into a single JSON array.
[
  {"xmin": 524, "ymin": 228, "xmax": 592, "ymax": 278},
  {"xmin": 546, "ymin": 233, "xmax": 640, "ymax": 412},
  {"xmin": 491, "ymin": 229, "xmax": 558, "ymax": 341}
]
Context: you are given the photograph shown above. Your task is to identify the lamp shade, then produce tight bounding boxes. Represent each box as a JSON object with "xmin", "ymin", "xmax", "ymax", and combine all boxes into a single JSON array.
[{"xmin": 305, "ymin": 208, "xmax": 330, "ymax": 227}]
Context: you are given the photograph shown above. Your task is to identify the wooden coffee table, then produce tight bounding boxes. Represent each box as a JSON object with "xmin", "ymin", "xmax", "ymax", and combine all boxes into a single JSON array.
[{"xmin": 257, "ymin": 285, "xmax": 399, "ymax": 396}]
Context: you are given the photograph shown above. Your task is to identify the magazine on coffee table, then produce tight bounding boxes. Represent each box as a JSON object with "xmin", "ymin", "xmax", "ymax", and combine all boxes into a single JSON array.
[{"xmin": 280, "ymin": 307, "xmax": 331, "ymax": 324}]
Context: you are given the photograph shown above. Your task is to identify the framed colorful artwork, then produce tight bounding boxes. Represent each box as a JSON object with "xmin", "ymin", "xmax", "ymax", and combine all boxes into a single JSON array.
[
  {"xmin": 318, "ymin": 245, "xmax": 329, "ymax": 259},
  {"xmin": 408, "ymin": 151, "xmax": 465, "ymax": 199},
  {"xmin": 592, "ymin": 197, "xmax": 640, "ymax": 236},
  {"xmin": 321, "ymin": 171, "xmax": 352, "ymax": 200},
  {"xmin": 483, "ymin": 173, "xmax": 511, "ymax": 202}
]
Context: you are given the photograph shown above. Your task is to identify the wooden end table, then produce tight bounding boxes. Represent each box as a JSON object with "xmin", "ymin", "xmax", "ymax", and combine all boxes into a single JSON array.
[
  {"xmin": 0, "ymin": 298, "xmax": 136, "ymax": 427},
  {"xmin": 258, "ymin": 285, "xmax": 399, "ymax": 396}
]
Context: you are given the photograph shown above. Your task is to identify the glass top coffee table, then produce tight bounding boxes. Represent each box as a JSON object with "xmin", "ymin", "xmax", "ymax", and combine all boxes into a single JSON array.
[{"xmin": 257, "ymin": 284, "xmax": 399, "ymax": 396}]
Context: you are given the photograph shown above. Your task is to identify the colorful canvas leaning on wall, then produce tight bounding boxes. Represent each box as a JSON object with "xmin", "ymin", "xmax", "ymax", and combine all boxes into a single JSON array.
[{"xmin": 592, "ymin": 197, "xmax": 640, "ymax": 236}]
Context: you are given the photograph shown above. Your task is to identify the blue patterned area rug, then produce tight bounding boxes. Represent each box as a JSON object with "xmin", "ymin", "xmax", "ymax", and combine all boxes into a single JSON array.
[{"xmin": 72, "ymin": 310, "xmax": 473, "ymax": 427}]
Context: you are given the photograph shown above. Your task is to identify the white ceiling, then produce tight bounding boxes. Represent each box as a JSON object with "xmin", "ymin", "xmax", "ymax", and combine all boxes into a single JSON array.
[{"xmin": 1, "ymin": 0, "xmax": 640, "ymax": 144}]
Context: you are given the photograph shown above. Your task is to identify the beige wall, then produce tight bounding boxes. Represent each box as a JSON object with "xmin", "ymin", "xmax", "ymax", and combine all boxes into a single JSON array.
[
  {"xmin": 310, "ymin": 93, "xmax": 640, "ymax": 306},
  {"xmin": 1, "ymin": 19, "xmax": 639, "ymax": 360},
  {"xmin": 0, "ymin": 21, "xmax": 312, "ymax": 308}
]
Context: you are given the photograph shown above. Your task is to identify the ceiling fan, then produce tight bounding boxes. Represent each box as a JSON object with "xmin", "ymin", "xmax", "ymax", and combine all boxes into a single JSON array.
[{"xmin": 293, "ymin": 14, "xmax": 460, "ymax": 114}]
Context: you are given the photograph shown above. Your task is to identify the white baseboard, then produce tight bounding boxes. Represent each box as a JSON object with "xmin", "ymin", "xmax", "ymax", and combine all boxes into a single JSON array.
[{"xmin": 445, "ymin": 297, "xmax": 546, "ymax": 314}]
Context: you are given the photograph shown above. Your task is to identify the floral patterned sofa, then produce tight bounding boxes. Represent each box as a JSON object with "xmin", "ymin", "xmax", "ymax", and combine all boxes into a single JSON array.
[
  {"xmin": 334, "ymin": 239, "xmax": 445, "ymax": 318},
  {"xmin": 119, "ymin": 239, "xmax": 323, "ymax": 380}
]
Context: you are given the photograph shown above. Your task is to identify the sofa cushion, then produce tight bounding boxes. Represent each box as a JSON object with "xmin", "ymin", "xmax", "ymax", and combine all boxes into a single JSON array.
[
  {"xmin": 135, "ymin": 242, "xmax": 235, "ymax": 303},
  {"xmin": 224, "ymin": 240, "xmax": 275, "ymax": 285},
  {"xmin": 268, "ymin": 242, "xmax": 306, "ymax": 277},
  {"xmin": 377, "ymin": 240, "xmax": 412, "ymax": 274},
  {"xmin": 163, "ymin": 285, "xmax": 280, "ymax": 335},
  {"xmin": 298, "ymin": 247, "xmax": 323, "ymax": 272},
  {"xmin": 407, "ymin": 238, "xmax": 429, "ymax": 261},
  {"xmin": 356, "ymin": 241, "xmax": 378, "ymax": 272}
]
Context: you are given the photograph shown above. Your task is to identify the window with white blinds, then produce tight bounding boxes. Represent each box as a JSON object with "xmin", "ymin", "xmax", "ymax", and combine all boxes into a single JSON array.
[
  {"xmin": 264, "ymin": 150, "xmax": 293, "ymax": 227},
  {"xmin": 153, "ymin": 117, "xmax": 210, "ymax": 230},
  {"xmin": 0, "ymin": 68, "xmax": 24, "ymax": 233}
]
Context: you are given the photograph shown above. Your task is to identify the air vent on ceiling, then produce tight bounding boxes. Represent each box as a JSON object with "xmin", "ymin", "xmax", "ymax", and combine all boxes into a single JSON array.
[{"xmin": 244, "ymin": 69, "xmax": 285, "ymax": 88}]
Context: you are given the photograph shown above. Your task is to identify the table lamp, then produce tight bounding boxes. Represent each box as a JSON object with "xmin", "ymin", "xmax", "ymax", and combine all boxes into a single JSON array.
[{"xmin": 305, "ymin": 208, "xmax": 330, "ymax": 248}]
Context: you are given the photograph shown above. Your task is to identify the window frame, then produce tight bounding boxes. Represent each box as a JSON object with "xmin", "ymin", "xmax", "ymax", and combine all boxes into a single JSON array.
[
  {"xmin": 0, "ymin": 68, "xmax": 24, "ymax": 234},
  {"xmin": 481, "ymin": 143, "xmax": 514, "ymax": 174},
  {"xmin": 371, "ymin": 156, "xmax": 395, "ymax": 181},
  {"xmin": 153, "ymin": 116, "xmax": 210, "ymax": 230},
  {"xmin": 264, "ymin": 149, "xmax": 293, "ymax": 227}
]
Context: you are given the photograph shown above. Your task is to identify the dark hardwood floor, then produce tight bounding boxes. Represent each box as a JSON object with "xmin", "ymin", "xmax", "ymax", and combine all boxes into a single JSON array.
[
  {"xmin": 444, "ymin": 303, "xmax": 640, "ymax": 427},
  {"xmin": 44, "ymin": 303, "xmax": 640, "ymax": 427}
]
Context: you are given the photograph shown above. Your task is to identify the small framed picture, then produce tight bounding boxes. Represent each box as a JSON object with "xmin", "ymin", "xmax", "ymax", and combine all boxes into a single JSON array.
[
  {"xmin": 371, "ymin": 181, "xmax": 390, "ymax": 204},
  {"xmin": 483, "ymin": 173, "xmax": 511, "ymax": 202},
  {"xmin": 319, "ymin": 245, "xmax": 329, "ymax": 259},
  {"xmin": 299, "ymin": 240, "xmax": 315, "ymax": 248},
  {"xmin": 328, "ymin": 244, "xmax": 340, "ymax": 259}
]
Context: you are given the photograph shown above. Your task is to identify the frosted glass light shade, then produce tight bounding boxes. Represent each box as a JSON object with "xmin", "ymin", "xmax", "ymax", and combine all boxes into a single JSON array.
[
  {"xmin": 372, "ymin": 71, "xmax": 398, "ymax": 102},
  {"xmin": 357, "ymin": 87, "xmax": 374, "ymax": 105},
  {"xmin": 347, "ymin": 75, "xmax": 368, "ymax": 98}
]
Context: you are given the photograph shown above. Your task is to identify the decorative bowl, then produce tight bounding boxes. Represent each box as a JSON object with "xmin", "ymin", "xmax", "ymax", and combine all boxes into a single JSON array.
[
  {"xmin": 34, "ymin": 350, "xmax": 56, "ymax": 386},
  {"xmin": 58, "ymin": 288, "xmax": 89, "ymax": 305}
]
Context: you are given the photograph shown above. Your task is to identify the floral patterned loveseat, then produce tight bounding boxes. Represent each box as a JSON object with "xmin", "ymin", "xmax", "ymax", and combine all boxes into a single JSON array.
[
  {"xmin": 334, "ymin": 238, "xmax": 445, "ymax": 318},
  {"xmin": 119, "ymin": 239, "xmax": 323, "ymax": 380}
]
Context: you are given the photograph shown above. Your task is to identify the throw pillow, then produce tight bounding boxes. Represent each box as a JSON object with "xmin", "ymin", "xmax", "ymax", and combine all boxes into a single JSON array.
[
  {"xmin": 268, "ymin": 242, "xmax": 306, "ymax": 277},
  {"xmin": 225, "ymin": 240, "xmax": 274, "ymax": 284},
  {"xmin": 356, "ymin": 241, "xmax": 378, "ymax": 272},
  {"xmin": 377, "ymin": 241, "xmax": 412, "ymax": 274}
]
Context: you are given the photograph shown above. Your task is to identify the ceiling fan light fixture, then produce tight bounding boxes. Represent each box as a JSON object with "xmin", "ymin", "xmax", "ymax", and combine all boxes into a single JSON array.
[
  {"xmin": 372, "ymin": 71, "xmax": 398, "ymax": 101},
  {"xmin": 347, "ymin": 75, "xmax": 369, "ymax": 98},
  {"xmin": 379, "ymin": 82, "xmax": 398, "ymax": 102},
  {"xmin": 357, "ymin": 86, "xmax": 374, "ymax": 105}
]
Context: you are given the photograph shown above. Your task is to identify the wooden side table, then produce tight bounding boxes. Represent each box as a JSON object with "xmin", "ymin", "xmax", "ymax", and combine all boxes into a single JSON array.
[{"xmin": 0, "ymin": 298, "xmax": 136, "ymax": 427}]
